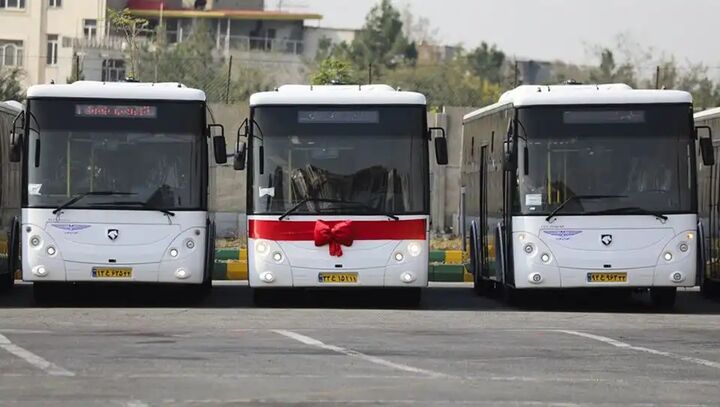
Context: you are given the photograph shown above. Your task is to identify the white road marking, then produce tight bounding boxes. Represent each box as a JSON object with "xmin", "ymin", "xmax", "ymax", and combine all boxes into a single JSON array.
[
  {"xmin": 272, "ymin": 329, "xmax": 452, "ymax": 379},
  {"xmin": 557, "ymin": 330, "xmax": 720, "ymax": 370},
  {"xmin": 0, "ymin": 333, "xmax": 75, "ymax": 377}
]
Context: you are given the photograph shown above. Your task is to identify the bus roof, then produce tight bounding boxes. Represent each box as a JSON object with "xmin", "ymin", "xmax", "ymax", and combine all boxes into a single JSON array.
[
  {"xmin": 26, "ymin": 81, "xmax": 206, "ymax": 101},
  {"xmin": 0, "ymin": 100, "xmax": 22, "ymax": 114},
  {"xmin": 250, "ymin": 84, "xmax": 427, "ymax": 106},
  {"xmin": 694, "ymin": 106, "xmax": 720, "ymax": 121},
  {"xmin": 464, "ymin": 84, "xmax": 692, "ymax": 123}
]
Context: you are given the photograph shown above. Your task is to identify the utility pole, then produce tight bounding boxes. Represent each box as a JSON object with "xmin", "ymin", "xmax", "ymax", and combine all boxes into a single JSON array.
[
  {"xmin": 655, "ymin": 65, "xmax": 661, "ymax": 89},
  {"xmin": 368, "ymin": 63, "xmax": 373, "ymax": 85},
  {"xmin": 514, "ymin": 59, "xmax": 519, "ymax": 87}
]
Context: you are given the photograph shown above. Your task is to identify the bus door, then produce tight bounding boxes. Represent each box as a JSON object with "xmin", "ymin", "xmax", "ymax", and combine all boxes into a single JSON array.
[
  {"xmin": 710, "ymin": 145, "xmax": 720, "ymax": 281},
  {"xmin": 479, "ymin": 145, "xmax": 490, "ymax": 280}
]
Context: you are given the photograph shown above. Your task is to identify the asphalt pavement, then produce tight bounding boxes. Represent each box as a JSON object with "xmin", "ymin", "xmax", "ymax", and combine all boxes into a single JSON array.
[{"xmin": 1, "ymin": 282, "xmax": 719, "ymax": 406}]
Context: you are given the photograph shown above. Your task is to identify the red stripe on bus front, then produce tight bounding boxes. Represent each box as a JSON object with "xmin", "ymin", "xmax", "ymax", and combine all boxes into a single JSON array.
[{"xmin": 248, "ymin": 219, "xmax": 427, "ymax": 241}]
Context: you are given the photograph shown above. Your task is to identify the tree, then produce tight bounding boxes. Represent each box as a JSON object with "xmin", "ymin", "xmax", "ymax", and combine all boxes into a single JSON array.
[
  {"xmin": 311, "ymin": 57, "xmax": 357, "ymax": 85},
  {"xmin": 467, "ymin": 42, "xmax": 505, "ymax": 83},
  {"xmin": 589, "ymin": 49, "xmax": 636, "ymax": 86},
  {"xmin": 108, "ymin": 8, "xmax": 149, "ymax": 79},
  {"xmin": 0, "ymin": 68, "xmax": 23, "ymax": 101},
  {"xmin": 349, "ymin": 0, "xmax": 412, "ymax": 71},
  {"xmin": 66, "ymin": 54, "xmax": 85, "ymax": 83}
]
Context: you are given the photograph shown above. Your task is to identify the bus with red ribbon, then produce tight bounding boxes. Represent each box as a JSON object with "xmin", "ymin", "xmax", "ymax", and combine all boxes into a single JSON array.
[{"xmin": 233, "ymin": 85, "xmax": 447, "ymax": 305}]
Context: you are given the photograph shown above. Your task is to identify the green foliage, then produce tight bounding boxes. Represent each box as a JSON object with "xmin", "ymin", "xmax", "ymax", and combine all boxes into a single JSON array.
[
  {"xmin": 108, "ymin": 8, "xmax": 149, "ymax": 79},
  {"xmin": 134, "ymin": 20, "xmax": 269, "ymax": 103},
  {"xmin": 383, "ymin": 57, "xmax": 502, "ymax": 107},
  {"xmin": 346, "ymin": 0, "xmax": 414, "ymax": 71},
  {"xmin": 467, "ymin": 42, "xmax": 506, "ymax": 83},
  {"xmin": 589, "ymin": 49, "xmax": 636, "ymax": 86},
  {"xmin": 0, "ymin": 68, "xmax": 23, "ymax": 101},
  {"xmin": 311, "ymin": 57, "xmax": 357, "ymax": 85}
]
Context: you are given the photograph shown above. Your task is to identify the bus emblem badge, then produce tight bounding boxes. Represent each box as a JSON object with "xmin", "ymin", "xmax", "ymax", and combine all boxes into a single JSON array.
[
  {"xmin": 601, "ymin": 234, "xmax": 613, "ymax": 246},
  {"xmin": 107, "ymin": 229, "xmax": 119, "ymax": 241}
]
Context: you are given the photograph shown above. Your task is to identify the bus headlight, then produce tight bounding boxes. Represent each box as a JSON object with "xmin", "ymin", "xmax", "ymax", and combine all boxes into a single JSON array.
[
  {"xmin": 540, "ymin": 253, "xmax": 551, "ymax": 263},
  {"xmin": 394, "ymin": 252, "xmax": 404, "ymax": 262},
  {"xmin": 169, "ymin": 248, "xmax": 179, "ymax": 258},
  {"xmin": 46, "ymin": 246, "xmax": 57, "ymax": 256},
  {"xmin": 32, "ymin": 265, "xmax": 48, "ymax": 277},
  {"xmin": 256, "ymin": 241, "xmax": 269, "ymax": 255},
  {"xmin": 260, "ymin": 272, "xmax": 275, "ymax": 283},
  {"xmin": 670, "ymin": 271, "xmax": 685, "ymax": 283},
  {"xmin": 174, "ymin": 268, "xmax": 190, "ymax": 279},
  {"xmin": 401, "ymin": 272, "xmax": 416, "ymax": 283},
  {"xmin": 185, "ymin": 239, "xmax": 195, "ymax": 250},
  {"xmin": 272, "ymin": 252, "xmax": 283, "ymax": 263},
  {"xmin": 30, "ymin": 236, "xmax": 41, "ymax": 247},
  {"xmin": 679, "ymin": 243, "xmax": 689, "ymax": 253},
  {"xmin": 663, "ymin": 252, "xmax": 673, "ymax": 262},
  {"xmin": 524, "ymin": 244, "xmax": 534, "ymax": 254},
  {"xmin": 407, "ymin": 242, "xmax": 423, "ymax": 257}
]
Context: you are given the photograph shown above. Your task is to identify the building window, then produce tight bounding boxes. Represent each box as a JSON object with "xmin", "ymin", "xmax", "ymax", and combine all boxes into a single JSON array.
[
  {"xmin": 49, "ymin": 0, "xmax": 62, "ymax": 7},
  {"xmin": 0, "ymin": 40, "xmax": 23, "ymax": 67},
  {"xmin": 46, "ymin": 35, "xmax": 58, "ymax": 65},
  {"xmin": 83, "ymin": 19, "xmax": 97, "ymax": 40},
  {"xmin": 102, "ymin": 59, "xmax": 125, "ymax": 82},
  {"xmin": 0, "ymin": 0, "xmax": 26, "ymax": 9}
]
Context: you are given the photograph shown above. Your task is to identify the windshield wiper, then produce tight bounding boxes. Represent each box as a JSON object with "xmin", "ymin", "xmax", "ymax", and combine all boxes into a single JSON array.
[
  {"xmin": 52, "ymin": 191, "xmax": 136, "ymax": 214},
  {"xmin": 94, "ymin": 201, "xmax": 176, "ymax": 217},
  {"xmin": 279, "ymin": 198, "xmax": 399, "ymax": 221},
  {"xmin": 586, "ymin": 207, "xmax": 668, "ymax": 221},
  {"xmin": 545, "ymin": 195, "xmax": 627, "ymax": 222}
]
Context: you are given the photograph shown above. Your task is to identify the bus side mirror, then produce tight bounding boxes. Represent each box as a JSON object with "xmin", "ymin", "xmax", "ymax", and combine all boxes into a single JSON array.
[
  {"xmin": 208, "ymin": 124, "xmax": 227, "ymax": 164},
  {"xmin": 700, "ymin": 137, "xmax": 715, "ymax": 166},
  {"xmin": 9, "ymin": 132, "xmax": 22, "ymax": 163},
  {"xmin": 234, "ymin": 142, "xmax": 247, "ymax": 171},
  {"xmin": 212, "ymin": 135, "xmax": 227, "ymax": 165},
  {"xmin": 429, "ymin": 127, "xmax": 448, "ymax": 165},
  {"xmin": 503, "ymin": 140, "xmax": 515, "ymax": 171},
  {"xmin": 9, "ymin": 112, "xmax": 24, "ymax": 163}
]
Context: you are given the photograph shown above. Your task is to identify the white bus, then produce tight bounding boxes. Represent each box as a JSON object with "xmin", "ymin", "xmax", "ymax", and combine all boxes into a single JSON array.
[
  {"xmin": 9, "ymin": 81, "xmax": 228, "ymax": 303},
  {"xmin": 1, "ymin": 100, "xmax": 22, "ymax": 292},
  {"xmin": 694, "ymin": 107, "xmax": 720, "ymax": 297},
  {"xmin": 232, "ymin": 85, "xmax": 447, "ymax": 306},
  {"xmin": 460, "ymin": 83, "xmax": 708, "ymax": 308}
]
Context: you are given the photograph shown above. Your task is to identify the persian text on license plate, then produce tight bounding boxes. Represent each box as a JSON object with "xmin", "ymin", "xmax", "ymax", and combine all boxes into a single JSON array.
[
  {"xmin": 587, "ymin": 272, "xmax": 627, "ymax": 283},
  {"xmin": 318, "ymin": 273, "xmax": 358, "ymax": 284},
  {"xmin": 92, "ymin": 267, "xmax": 133, "ymax": 278}
]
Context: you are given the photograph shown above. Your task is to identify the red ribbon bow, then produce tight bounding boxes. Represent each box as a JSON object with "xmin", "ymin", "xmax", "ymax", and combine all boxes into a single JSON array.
[{"xmin": 314, "ymin": 220, "xmax": 354, "ymax": 257}]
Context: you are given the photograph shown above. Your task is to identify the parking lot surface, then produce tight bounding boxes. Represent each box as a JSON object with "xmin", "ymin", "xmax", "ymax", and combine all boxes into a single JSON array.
[{"xmin": 1, "ymin": 283, "xmax": 719, "ymax": 406}]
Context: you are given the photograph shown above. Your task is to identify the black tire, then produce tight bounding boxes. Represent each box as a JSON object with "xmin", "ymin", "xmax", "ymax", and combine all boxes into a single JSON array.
[
  {"xmin": 701, "ymin": 276, "xmax": 720, "ymax": 298},
  {"xmin": 397, "ymin": 287, "xmax": 422, "ymax": 308},
  {"xmin": 2, "ymin": 218, "xmax": 20, "ymax": 292},
  {"xmin": 469, "ymin": 225, "xmax": 485, "ymax": 296},
  {"xmin": 33, "ymin": 283, "xmax": 61, "ymax": 306},
  {"xmin": 650, "ymin": 287, "xmax": 677, "ymax": 310}
]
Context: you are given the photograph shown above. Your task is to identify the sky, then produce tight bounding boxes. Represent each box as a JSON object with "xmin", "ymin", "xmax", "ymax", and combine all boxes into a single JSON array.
[{"xmin": 270, "ymin": 0, "xmax": 720, "ymax": 75}]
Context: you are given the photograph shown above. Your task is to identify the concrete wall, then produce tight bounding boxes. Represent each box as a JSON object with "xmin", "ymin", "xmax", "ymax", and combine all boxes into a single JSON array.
[{"xmin": 206, "ymin": 103, "xmax": 475, "ymax": 238}]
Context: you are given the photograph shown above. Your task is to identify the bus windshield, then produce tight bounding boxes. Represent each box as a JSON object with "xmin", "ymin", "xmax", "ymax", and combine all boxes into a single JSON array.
[
  {"xmin": 250, "ymin": 105, "xmax": 428, "ymax": 215},
  {"xmin": 517, "ymin": 104, "xmax": 695, "ymax": 216},
  {"xmin": 25, "ymin": 99, "xmax": 205, "ymax": 210}
]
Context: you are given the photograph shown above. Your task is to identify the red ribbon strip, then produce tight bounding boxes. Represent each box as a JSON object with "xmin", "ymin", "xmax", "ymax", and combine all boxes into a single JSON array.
[
  {"xmin": 314, "ymin": 220, "xmax": 353, "ymax": 257},
  {"xmin": 249, "ymin": 219, "xmax": 427, "ymax": 242}
]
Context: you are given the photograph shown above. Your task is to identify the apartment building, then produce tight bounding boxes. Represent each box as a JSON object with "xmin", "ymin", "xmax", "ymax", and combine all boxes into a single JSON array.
[
  {"xmin": 0, "ymin": 0, "xmax": 109, "ymax": 87},
  {"xmin": 0, "ymin": 0, "xmax": 329, "ymax": 88}
]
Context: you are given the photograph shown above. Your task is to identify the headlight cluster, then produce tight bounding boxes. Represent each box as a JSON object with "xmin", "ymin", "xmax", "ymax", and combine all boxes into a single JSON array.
[
  {"xmin": 254, "ymin": 240, "xmax": 285, "ymax": 264},
  {"xmin": 393, "ymin": 241, "xmax": 424, "ymax": 263},
  {"xmin": 518, "ymin": 233, "xmax": 553, "ymax": 264}
]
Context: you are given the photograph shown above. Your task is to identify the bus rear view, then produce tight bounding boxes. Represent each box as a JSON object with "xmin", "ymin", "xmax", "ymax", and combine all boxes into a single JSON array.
[
  {"xmin": 462, "ymin": 84, "xmax": 704, "ymax": 308},
  {"xmin": 235, "ymin": 85, "xmax": 447, "ymax": 306},
  {"xmin": 9, "ymin": 82, "xmax": 227, "ymax": 303}
]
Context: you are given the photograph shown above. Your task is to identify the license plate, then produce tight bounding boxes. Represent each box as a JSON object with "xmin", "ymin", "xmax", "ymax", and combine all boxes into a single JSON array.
[
  {"xmin": 92, "ymin": 267, "xmax": 132, "ymax": 278},
  {"xmin": 318, "ymin": 273, "xmax": 358, "ymax": 284},
  {"xmin": 587, "ymin": 272, "xmax": 627, "ymax": 283}
]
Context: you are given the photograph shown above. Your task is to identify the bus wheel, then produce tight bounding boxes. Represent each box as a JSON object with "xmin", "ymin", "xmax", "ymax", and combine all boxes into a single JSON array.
[
  {"xmin": 650, "ymin": 287, "xmax": 677, "ymax": 310},
  {"xmin": 396, "ymin": 287, "xmax": 422, "ymax": 308},
  {"xmin": 469, "ymin": 227, "xmax": 485, "ymax": 296},
  {"xmin": 33, "ymin": 283, "xmax": 62, "ymax": 306},
  {"xmin": 701, "ymin": 277, "xmax": 720, "ymax": 298}
]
